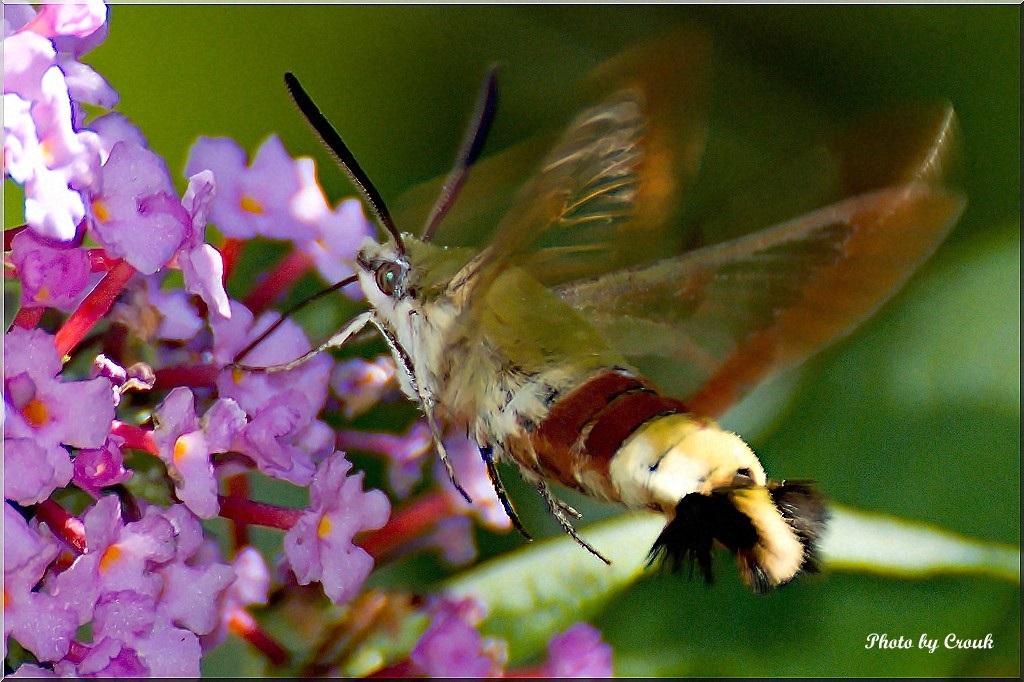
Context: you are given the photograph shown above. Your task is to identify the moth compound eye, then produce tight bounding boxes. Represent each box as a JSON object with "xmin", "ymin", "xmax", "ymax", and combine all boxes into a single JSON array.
[{"xmin": 374, "ymin": 261, "xmax": 404, "ymax": 297}]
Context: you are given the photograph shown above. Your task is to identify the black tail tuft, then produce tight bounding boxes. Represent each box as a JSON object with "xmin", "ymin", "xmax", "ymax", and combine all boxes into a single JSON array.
[
  {"xmin": 768, "ymin": 480, "xmax": 829, "ymax": 573},
  {"xmin": 646, "ymin": 491, "xmax": 758, "ymax": 585},
  {"xmin": 648, "ymin": 481, "xmax": 829, "ymax": 591}
]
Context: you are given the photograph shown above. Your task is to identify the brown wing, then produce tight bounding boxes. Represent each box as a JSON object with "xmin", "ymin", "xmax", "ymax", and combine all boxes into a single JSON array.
[{"xmin": 555, "ymin": 104, "xmax": 964, "ymax": 416}]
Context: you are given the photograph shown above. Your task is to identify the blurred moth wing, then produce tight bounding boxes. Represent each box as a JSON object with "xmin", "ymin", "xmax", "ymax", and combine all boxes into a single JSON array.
[
  {"xmin": 290, "ymin": 32, "xmax": 964, "ymax": 591},
  {"xmin": 553, "ymin": 103, "xmax": 963, "ymax": 416},
  {"xmin": 558, "ymin": 176, "xmax": 964, "ymax": 417},
  {"xmin": 396, "ymin": 34, "xmax": 712, "ymax": 293}
]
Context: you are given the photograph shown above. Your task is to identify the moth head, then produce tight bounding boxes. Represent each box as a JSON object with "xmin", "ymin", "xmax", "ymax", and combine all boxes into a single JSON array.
[
  {"xmin": 355, "ymin": 235, "xmax": 475, "ymax": 310},
  {"xmin": 356, "ymin": 237, "xmax": 412, "ymax": 305}
]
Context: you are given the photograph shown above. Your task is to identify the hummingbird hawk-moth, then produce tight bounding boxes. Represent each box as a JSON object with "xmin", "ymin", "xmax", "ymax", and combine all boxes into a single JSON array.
[{"xmin": 239, "ymin": 32, "xmax": 963, "ymax": 592}]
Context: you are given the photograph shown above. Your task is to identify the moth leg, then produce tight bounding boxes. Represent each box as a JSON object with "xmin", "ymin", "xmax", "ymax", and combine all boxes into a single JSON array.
[
  {"xmin": 372, "ymin": 318, "xmax": 473, "ymax": 505},
  {"xmin": 423, "ymin": 401, "xmax": 473, "ymax": 504},
  {"xmin": 551, "ymin": 497, "xmax": 583, "ymax": 520},
  {"xmin": 479, "ymin": 444, "xmax": 532, "ymax": 541},
  {"xmin": 533, "ymin": 480, "xmax": 611, "ymax": 565}
]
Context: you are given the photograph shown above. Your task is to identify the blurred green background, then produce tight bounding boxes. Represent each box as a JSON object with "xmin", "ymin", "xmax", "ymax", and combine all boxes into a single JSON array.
[{"xmin": 6, "ymin": 5, "xmax": 1018, "ymax": 677}]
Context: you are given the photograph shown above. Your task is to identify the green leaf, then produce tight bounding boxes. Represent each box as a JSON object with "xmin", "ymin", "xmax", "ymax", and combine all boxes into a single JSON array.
[
  {"xmin": 443, "ymin": 506, "xmax": 1019, "ymax": 664},
  {"xmin": 820, "ymin": 504, "xmax": 1019, "ymax": 583},
  {"xmin": 442, "ymin": 513, "xmax": 664, "ymax": 662}
]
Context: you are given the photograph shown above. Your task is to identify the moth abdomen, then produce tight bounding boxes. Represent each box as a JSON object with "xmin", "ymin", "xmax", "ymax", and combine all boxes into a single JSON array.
[
  {"xmin": 649, "ymin": 481, "xmax": 828, "ymax": 593},
  {"xmin": 518, "ymin": 365, "xmax": 825, "ymax": 591},
  {"xmin": 527, "ymin": 369, "xmax": 688, "ymax": 499}
]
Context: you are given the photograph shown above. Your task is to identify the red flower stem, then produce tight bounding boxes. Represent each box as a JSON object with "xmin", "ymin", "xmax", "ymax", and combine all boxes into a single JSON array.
[
  {"xmin": 243, "ymin": 249, "xmax": 314, "ymax": 316},
  {"xmin": 11, "ymin": 306, "xmax": 44, "ymax": 329},
  {"xmin": 54, "ymin": 259, "xmax": 136, "ymax": 357},
  {"xmin": 335, "ymin": 429, "xmax": 409, "ymax": 456},
  {"xmin": 226, "ymin": 474, "xmax": 251, "ymax": 549},
  {"xmin": 88, "ymin": 248, "xmax": 119, "ymax": 272},
  {"xmin": 216, "ymin": 491, "xmax": 457, "ymax": 551},
  {"xmin": 4, "ymin": 225, "xmax": 27, "ymax": 250},
  {"xmin": 111, "ymin": 421, "xmax": 159, "ymax": 456},
  {"xmin": 357, "ymin": 491, "xmax": 456, "ymax": 561},
  {"xmin": 220, "ymin": 237, "xmax": 244, "ymax": 283},
  {"xmin": 228, "ymin": 608, "xmax": 290, "ymax": 667},
  {"xmin": 153, "ymin": 363, "xmax": 221, "ymax": 389},
  {"xmin": 65, "ymin": 640, "xmax": 90, "ymax": 666},
  {"xmin": 217, "ymin": 495, "xmax": 304, "ymax": 531},
  {"xmin": 36, "ymin": 499, "xmax": 87, "ymax": 554}
]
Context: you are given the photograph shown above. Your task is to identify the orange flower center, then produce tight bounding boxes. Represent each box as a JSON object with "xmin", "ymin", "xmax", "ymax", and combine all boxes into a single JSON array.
[
  {"xmin": 239, "ymin": 195, "xmax": 264, "ymax": 215},
  {"xmin": 21, "ymin": 398, "xmax": 49, "ymax": 428},
  {"xmin": 91, "ymin": 198, "xmax": 111, "ymax": 222},
  {"xmin": 173, "ymin": 436, "xmax": 189, "ymax": 464},
  {"xmin": 99, "ymin": 544, "xmax": 123, "ymax": 573}
]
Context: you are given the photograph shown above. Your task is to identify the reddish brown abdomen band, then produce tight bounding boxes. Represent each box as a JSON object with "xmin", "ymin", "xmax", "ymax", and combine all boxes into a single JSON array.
[{"xmin": 530, "ymin": 370, "xmax": 689, "ymax": 497}]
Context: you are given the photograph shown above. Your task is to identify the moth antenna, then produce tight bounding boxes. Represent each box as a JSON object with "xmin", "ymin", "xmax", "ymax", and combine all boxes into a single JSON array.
[
  {"xmin": 284, "ymin": 72, "xmax": 405, "ymax": 255},
  {"xmin": 232, "ymin": 274, "xmax": 359, "ymax": 366},
  {"xmin": 421, "ymin": 65, "xmax": 499, "ymax": 242}
]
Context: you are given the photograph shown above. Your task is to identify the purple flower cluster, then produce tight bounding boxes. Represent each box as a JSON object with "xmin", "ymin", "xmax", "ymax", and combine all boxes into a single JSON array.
[
  {"xmin": 411, "ymin": 597, "xmax": 507, "ymax": 677},
  {"xmin": 4, "ymin": 3, "xmax": 613, "ymax": 678},
  {"xmin": 397, "ymin": 596, "xmax": 612, "ymax": 678}
]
